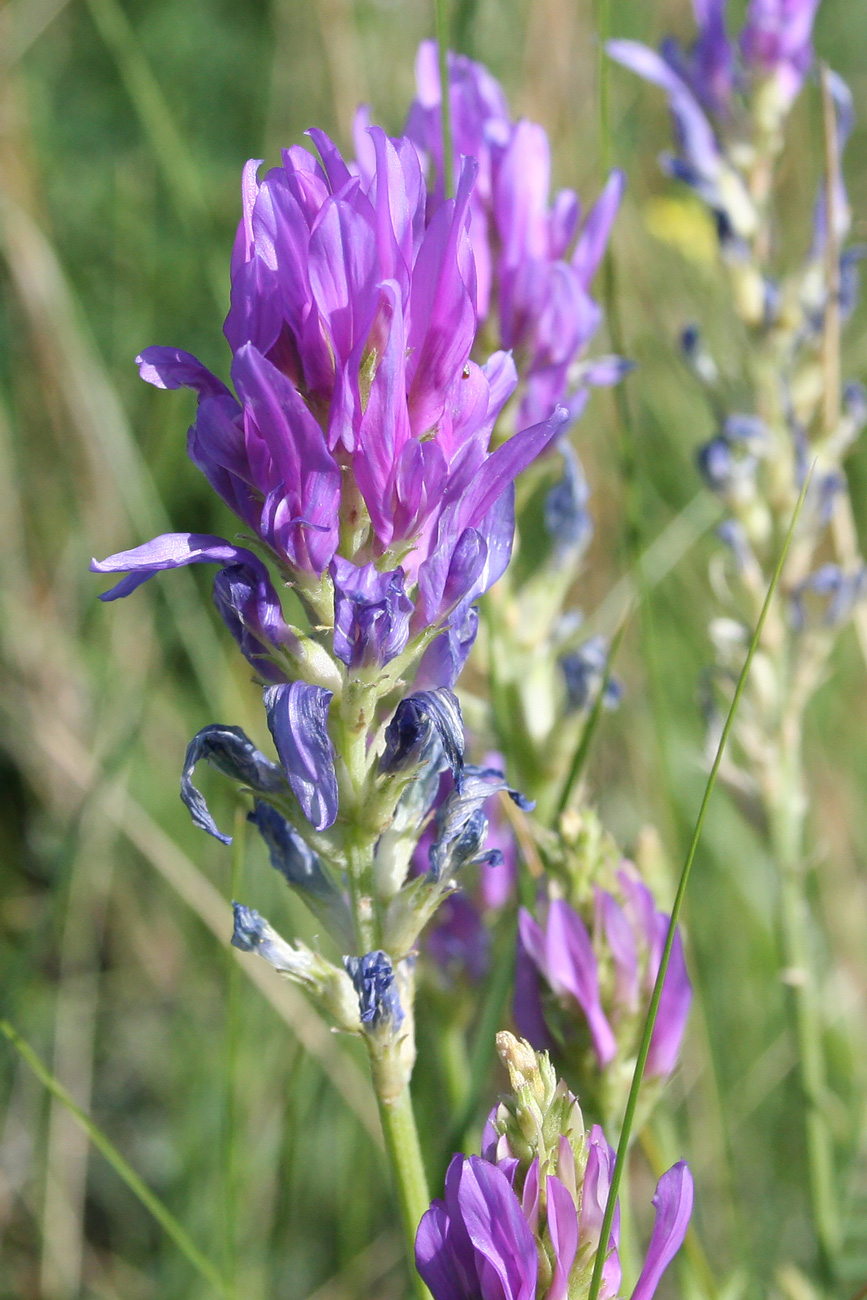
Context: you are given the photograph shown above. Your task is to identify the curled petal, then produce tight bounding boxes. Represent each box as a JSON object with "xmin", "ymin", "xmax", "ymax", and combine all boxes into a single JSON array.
[
  {"xmin": 264, "ymin": 682, "xmax": 338, "ymax": 831},
  {"xmin": 136, "ymin": 346, "xmax": 231, "ymax": 400},
  {"xmin": 181, "ymin": 725, "xmax": 285, "ymax": 844},
  {"xmin": 91, "ymin": 533, "xmax": 264, "ymax": 601}
]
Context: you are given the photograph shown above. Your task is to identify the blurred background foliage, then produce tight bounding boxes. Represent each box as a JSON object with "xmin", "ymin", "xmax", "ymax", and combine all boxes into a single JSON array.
[{"xmin": 2, "ymin": 0, "xmax": 867, "ymax": 1297}]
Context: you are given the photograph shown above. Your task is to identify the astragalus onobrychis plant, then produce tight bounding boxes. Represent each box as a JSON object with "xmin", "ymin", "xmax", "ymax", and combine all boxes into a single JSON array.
[{"xmin": 84, "ymin": 2, "xmax": 864, "ymax": 1297}]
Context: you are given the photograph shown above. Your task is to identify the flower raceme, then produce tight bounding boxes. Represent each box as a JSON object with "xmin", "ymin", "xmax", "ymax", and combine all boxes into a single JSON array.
[
  {"xmin": 416, "ymin": 1034, "xmax": 693, "ymax": 1300},
  {"xmin": 92, "ymin": 126, "xmax": 568, "ymax": 695}
]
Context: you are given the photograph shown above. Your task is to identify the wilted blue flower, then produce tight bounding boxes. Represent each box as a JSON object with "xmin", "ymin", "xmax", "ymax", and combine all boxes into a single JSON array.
[
  {"xmin": 545, "ymin": 440, "xmax": 593, "ymax": 555},
  {"xmin": 248, "ymin": 800, "xmax": 353, "ymax": 945},
  {"xmin": 380, "ymin": 688, "xmax": 465, "ymax": 781},
  {"xmin": 343, "ymin": 950, "xmax": 404, "ymax": 1031},
  {"xmin": 231, "ymin": 903, "xmax": 304, "ymax": 975},
  {"xmin": 560, "ymin": 636, "xmax": 623, "ymax": 712},
  {"xmin": 428, "ymin": 765, "xmax": 532, "ymax": 883},
  {"xmin": 791, "ymin": 563, "xmax": 867, "ymax": 630}
]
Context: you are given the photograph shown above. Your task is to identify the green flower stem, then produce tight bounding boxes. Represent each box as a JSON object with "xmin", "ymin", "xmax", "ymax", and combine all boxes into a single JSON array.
[
  {"xmin": 769, "ymin": 723, "xmax": 839, "ymax": 1282},
  {"xmin": 370, "ymin": 1069, "xmax": 432, "ymax": 1300}
]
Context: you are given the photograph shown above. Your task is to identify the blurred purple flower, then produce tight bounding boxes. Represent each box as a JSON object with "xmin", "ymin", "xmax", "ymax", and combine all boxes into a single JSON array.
[
  {"xmin": 406, "ymin": 41, "xmax": 625, "ymax": 429},
  {"xmin": 741, "ymin": 0, "xmax": 821, "ymax": 108},
  {"xmin": 515, "ymin": 868, "xmax": 691, "ymax": 1082}
]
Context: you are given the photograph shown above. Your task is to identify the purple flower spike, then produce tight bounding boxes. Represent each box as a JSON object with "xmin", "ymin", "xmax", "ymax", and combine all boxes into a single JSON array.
[
  {"xmin": 631, "ymin": 1162, "xmax": 694, "ymax": 1300},
  {"xmin": 415, "ymin": 1155, "xmax": 538, "ymax": 1300},
  {"xmin": 330, "ymin": 557, "xmax": 414, "ymax": 669},
  {"xmin": 264, "ymin": 681, "xmax": 338, "ymax": 831}
]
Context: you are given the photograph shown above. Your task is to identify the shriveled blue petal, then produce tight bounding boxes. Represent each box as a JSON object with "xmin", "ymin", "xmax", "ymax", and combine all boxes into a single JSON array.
[
  {"xmin": 248, "ymin": 800, "xmax": 352, "ymax": 945},
  {"xmin": 380, "ymin": 689, "xmax": 465, "ymax": 780},
  {"xmin": 429, "ymin": 766, "xmax": 532, "ymax": 882},
  {"xmin": 264, "ymin": 682, "xmax": 338, "ymax": 832},
  {"xmin": 630, "ymin": 1162, "xmax": 694, "ymax": 1300},
  {"xmin": 330, "ymin": 557, "xmax": 414, "ymax": 668},
  {"xmin": 181, "ymin": 725, "xmax": 286, "ymax": 844},
  {"xmin": 230, "ymin": 902, "xmax": 310, "ymax": 977},
  {"xmin": 343, "ymin": 950, "xmax": 404, "ymax": 1030},
  {"xmin": 91, "ymin": 533, "xmax": 266, "ymax": 601}
]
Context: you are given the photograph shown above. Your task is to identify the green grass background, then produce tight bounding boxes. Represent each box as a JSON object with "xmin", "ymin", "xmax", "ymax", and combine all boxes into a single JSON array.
[{"xmin": 2, "ymin": 0, "xmax": 867, "ymax": 1297}]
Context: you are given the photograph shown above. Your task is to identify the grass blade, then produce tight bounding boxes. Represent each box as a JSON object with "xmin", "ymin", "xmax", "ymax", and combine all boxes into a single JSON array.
[{"xmin": 0, "ymin": 1019, "xmax": 230, "ymax": 1299}]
